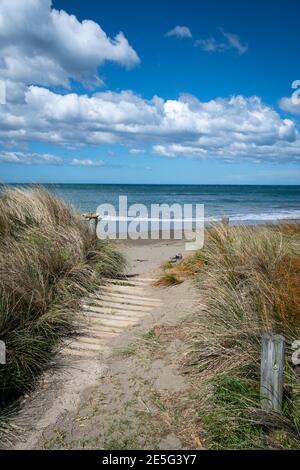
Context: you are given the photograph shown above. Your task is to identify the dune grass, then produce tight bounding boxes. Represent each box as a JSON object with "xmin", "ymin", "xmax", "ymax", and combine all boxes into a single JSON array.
[
  {"xmin": 181, "ymin": 223, "xmax": 300, "ymax": 449},
  {"xmin": 0, "ymin": 187, "xmax": 125, "ymax": 410},
  {"xmin": 156, "ymin": 251, "xmax": 204, "ymax": 286},
  {"xmin": 154, "ymin": 271, "xmax": 183, "ymax": 287}
]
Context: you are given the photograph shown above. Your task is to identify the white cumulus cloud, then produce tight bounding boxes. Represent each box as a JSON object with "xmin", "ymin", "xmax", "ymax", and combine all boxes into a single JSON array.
[
  {"xmin": 279, "ymin": 97, "xmax": 300, "ymax": 116},
  {"xmin": 129, "ymin": 148, "xmax": 146, "ymax": 154},
  {"xmin": 220, "ymin": 29, "xmax": 248, "ymax": 55},
  {"xmin": 0, "ymin": 0, "xmax": 139, "ymax": 89},
  {"xmin": 195, "ymin": 37, "xmax": 227, "ymax": 52},
  {"xmin": 0, "ymin": 151, "xmax": 63, "ymax": 164},
  {"xmin": 196, "ymin": 29, "xmax": 248, "ymax": 55},
  {"xmin": 165, "ymin": 25, "xmax": 192, "ymax": 39},
  {"xmin": 71, "ymin": 158, "xmax": 104, "ymax": 166},
  {"xmin": 1, "ymin": 89, "xmax": 299, "ymax": 163}
]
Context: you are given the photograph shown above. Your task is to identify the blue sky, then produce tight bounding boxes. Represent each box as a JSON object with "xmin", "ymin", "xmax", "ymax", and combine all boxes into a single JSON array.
[{"xmin": 0, "ymin": 0, "xmax": 300, "ymax": 184}]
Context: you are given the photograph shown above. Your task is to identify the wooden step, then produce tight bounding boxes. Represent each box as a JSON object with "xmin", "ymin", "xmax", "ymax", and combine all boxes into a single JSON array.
[
  {"xmin": 92, "ymin": 287, "xmax": 161, "ymax": 302},
  {"xmin": 75, "ymin": 336, "xmax": 109, "ymax": 347},
  {"xmin": 86, "ymin": 294, "xmax": 161, "ymax": 307},
  {"xmin": 100, "ymin": 285, "xmax": 148, "ymax": 295},
  {"xmin": 83, "ymin": 301, "xmax": 153, "ymax": 313},
  {"xmin": 103, "ymin": 279, "xmax": 153, "ymax": 287},
  {"xmin": 83, "ymin": 309, "xmax": 146, "ymax": 321},
  {"xmin": 82, "ymin": 316, "xmax": 140, "ymax": 328},
  {"xmin": 80, "ymin": 329, "xmax": 120, "ymax": 339},
  {"xmin": 83, "ymin": 311, "xmax": 141, "ymax": 323}
]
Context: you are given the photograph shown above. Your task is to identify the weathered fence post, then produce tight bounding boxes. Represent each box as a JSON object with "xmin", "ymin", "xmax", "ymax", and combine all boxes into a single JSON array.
[
  {"xmin": 221, "ymin": 216, "xmax": 229, "ymax": 225},
  {"xmin": 0, "ymin": 340, "xmax": 6, "ymax": 365},
  {"xmin": 82, "ymin": 212, "xmax": 99, "ymax": 236},
  {"xmin": 260, "ymin": 333, "xmax": 285, "ymax": 413}
]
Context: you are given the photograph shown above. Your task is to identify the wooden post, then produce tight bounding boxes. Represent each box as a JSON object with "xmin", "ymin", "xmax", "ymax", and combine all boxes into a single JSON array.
[
  {"xmin": 82, "ymin": 212, "xmax": 99, "ymax": 236},
  {"xmin": 0, "ymin": 340, "xmax": 5, "ymax": 365},
  {"xmin": 90, "ymin": 217, "xmax": 98, "ymax": 236},
  {"xmin": 222, "ymin": 216, "xmax": 229, "ymax": 225},
  {"xmin": 260, "ymin": 333, "xmax": 285, "ymax": 413}
]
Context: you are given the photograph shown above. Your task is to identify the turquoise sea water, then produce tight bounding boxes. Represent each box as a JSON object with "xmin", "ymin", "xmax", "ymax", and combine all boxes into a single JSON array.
[{"xmin": 3, "ymin": 184, "xmax": 300, "ymax": 224}]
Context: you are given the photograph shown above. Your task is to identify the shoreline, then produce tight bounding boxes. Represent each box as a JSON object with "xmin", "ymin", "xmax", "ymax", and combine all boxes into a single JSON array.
[
  {"xmin": 2, "ymin": 183, "xmax": 300, "ymax": 227},
  {"xmin": 95, "ymin": 219, "xmax": 300, "ymax": 242}
]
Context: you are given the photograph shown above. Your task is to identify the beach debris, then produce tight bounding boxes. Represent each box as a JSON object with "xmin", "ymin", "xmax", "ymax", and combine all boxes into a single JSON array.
[{"xmin": 169, "ymin": 253, "xmax": 183, "ymax": 264}]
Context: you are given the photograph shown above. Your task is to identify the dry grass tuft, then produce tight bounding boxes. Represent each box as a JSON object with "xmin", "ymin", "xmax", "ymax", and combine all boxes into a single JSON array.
[
  {"xmin": 154, "ymin": 272, "xmax": 183, "ymax": 287},
  {"xmin": 156, "ymin": 251, "xmax": 205, "ymax": 286}
]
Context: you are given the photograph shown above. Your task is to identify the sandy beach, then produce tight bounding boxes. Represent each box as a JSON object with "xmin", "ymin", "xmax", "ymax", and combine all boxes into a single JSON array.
[{"xmin": 120, "ymin": 237, "xmax": 189, "ymax": 275}]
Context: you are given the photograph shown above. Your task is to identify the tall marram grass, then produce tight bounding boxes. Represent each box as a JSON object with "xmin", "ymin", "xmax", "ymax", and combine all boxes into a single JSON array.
[
  {"xmin": 0, "ymin": 187, "xmax": 125, "ymax": 410},
  {"xmin": 184, "ymin": 223, "xmax": 300, "ymax": 449}
]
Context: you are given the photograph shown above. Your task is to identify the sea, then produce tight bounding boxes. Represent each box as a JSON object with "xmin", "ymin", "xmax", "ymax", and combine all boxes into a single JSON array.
[{"xmin": 3, "ymin": 184, "xmax": 300, "ymax": 225}]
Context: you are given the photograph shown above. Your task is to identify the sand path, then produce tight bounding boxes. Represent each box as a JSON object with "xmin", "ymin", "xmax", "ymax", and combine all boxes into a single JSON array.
[{"xmin": 5, "ymin": 240, "xmax": 201, "ymax": 450}]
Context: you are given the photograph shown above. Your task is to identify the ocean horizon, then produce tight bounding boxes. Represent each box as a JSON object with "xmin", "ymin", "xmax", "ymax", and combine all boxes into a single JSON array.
[{"xmin": 3, "ymin": 183, "xmax": 300, "ymax": 225}]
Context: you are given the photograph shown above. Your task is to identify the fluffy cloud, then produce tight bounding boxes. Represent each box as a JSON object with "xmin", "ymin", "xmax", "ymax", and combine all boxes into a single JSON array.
[
  {"xmin": 152, "ymin": 141, "xmax": 300, "ymax": 162},
  {"xmin": 1, "ymin": 88, "xmax": 299, "ymax": 162},
  {"xmin": 0, "ymin": 151, "xmax": 62, "ymax": 164},
  {"xmin": 196, "ymin": 29, "xmax": 248, "ymax": 55},
  {"xmin": 3, "ymin": 3, "xmax": 292, "ymax": 168},
  {"xmin": 129, "ymin": 148, "xmax": 146, "ymax": 154},
  {"xmin": 0, "ymin": 0, "xmax": 139, "ymax": 89},
  {"xmin": 0, "ymin": 152, "xmax": 113, "ymax": 167},
  {"xmin": 195, "ymin": 38, "xmax": 227, "ymax": 52},
  {"xmin": 165, "ymin": 26, "xmax": 192, "ymax": 39},
  {"xmin": 220, "ymin": 29, "xmax": 248, "ymax": 55},
  {"xmin": 279, "ymin": 97, "xmax": 300, "ymax": 116},
  {"xmin": 71, "ymin": 158, "xmax": 104, "ymax": 166}
]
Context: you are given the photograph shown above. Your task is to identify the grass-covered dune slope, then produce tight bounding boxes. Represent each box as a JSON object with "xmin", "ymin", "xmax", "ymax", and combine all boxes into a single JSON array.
[
  {"xmin": 164, "ymin": 223, "xmax": 300, "ymax": 449},
  {"xmin": 189, "ymin": 223, "xmax": 300, "ymax": 449},
  {"xmin": 0, "ymin": 187, "xmax": 125, "ymax": 408}
]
